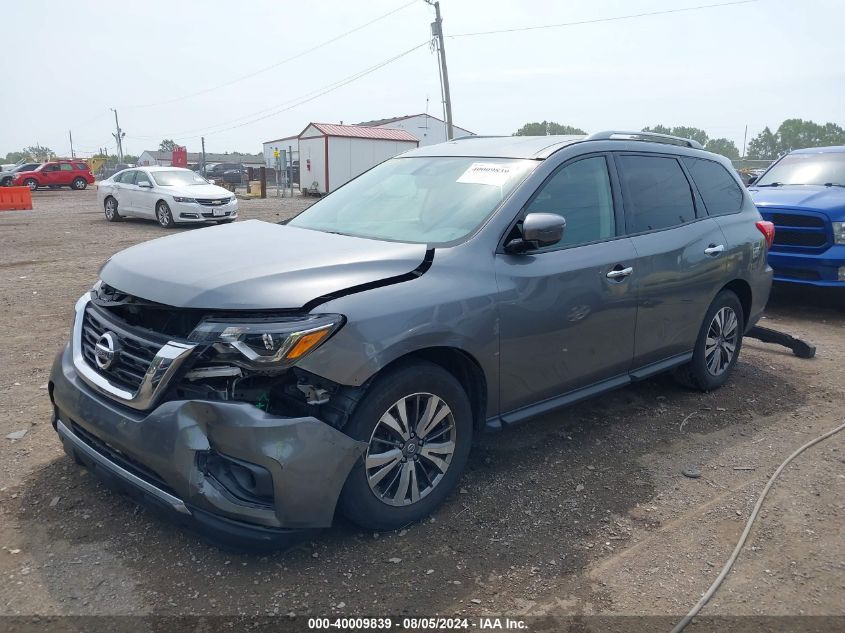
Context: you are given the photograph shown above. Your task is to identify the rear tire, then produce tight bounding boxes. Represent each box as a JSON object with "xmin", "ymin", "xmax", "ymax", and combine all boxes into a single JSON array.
[
  {"xmin": 104, "ymin": 196, "xmax": 121, "ymax": 222},
  {"xmin": 156, "ymin": 201, "xmax": 175, "ymax": 228},
  {"xmin": 338, "ymin": 361, "xmax": 473, "ymax": 530},
  {"xmin": 673, "ymin": 290, "xmax": 744, "ymax": 391},
  {"xmin": 1, "ymin": 177, "xmax": 12, "ymax": 187},
  {"xmin": 24, "ymin": 178, "xmax": 38, "ymax": 191},
  {"xmin": 71, "ymin": 177, "xmax": 87, "ymax": 190}
]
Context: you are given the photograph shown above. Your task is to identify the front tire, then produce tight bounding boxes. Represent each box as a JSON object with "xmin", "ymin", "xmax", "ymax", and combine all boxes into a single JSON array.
[
  {"xmin": 104, "ymin": 196, "xmax": 121, "ymax": 222},
  {"xmin": 156, "ymin": 201, "xmax": 175, "ymax": 228},
  {"xmin": 338, "ymin": 361, "xmax": 473, "ymax": 530},
  {"xmin": 673, "ymin": 290, "xmax": 744, "ymax": 391},
  {"xmin": 24, "ymin": 178, "xmax": 38, "ymax": 191},
  {"xmin": 71, "ymin": 177, "xmax": 87, "ymax": 190}
]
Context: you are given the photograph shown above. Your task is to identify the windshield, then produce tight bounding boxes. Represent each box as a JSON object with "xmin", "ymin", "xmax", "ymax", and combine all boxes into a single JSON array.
[
  {"xmin": 288, "ymin": 157, "xmax": 536, "ymax": 244},
  {"xmin": 756, "ymin": 152, "xmax": 845, "ymax": 186},
  {"xmin": 151, "ymin": 170, "xmax": 209, "ymax": 186}
]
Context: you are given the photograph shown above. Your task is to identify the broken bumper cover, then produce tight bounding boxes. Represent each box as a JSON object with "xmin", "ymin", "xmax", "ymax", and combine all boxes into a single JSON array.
[{"xmin": 49, "ymin": 345, "xmax": 367, "ymax": 547}]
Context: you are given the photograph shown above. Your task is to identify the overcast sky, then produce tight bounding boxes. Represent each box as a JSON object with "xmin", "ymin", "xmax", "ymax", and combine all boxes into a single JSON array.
[{"xmin": 1, "ymin": 0, "xmax": 842, "ymax": 158}]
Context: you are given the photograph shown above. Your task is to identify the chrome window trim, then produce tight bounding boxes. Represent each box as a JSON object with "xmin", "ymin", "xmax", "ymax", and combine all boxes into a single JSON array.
[{"xmin": 71, "ymin": 295, "xmax": 196, "ymax": 411}]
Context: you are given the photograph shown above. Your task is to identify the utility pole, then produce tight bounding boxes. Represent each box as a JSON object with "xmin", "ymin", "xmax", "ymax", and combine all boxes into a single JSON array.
[
  {"xmin": 68, "ymin": 130, "xmax": 75, "ymax": 158},
  {"xmin": 201, "ymin": 136, "xmax": 207, "ymax": 176},
  {"xmin": 427, "ymin": 1, "xmax": 454, "ymax": 140},
  {"xmin": 741, "ymin": 124, "xmax": 748, "ymax": 170},
  {"xmin": 111, "ymin": 108, "xmax": 125, "ymax": 163},
  {"xmin": 288, "ymin": 144, "xmax": 294, "ymax": 198}
]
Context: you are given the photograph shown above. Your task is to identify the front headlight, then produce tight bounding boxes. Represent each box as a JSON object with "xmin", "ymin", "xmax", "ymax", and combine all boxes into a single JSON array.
[
  {"xmin": 188, "ymin": 314, "xmax": 344, "ymax": 368},
  {"xmin": 173, "ymin": 196, "xmax": 196, "ymax": 203},
  {"xmin": 833, "ymin": 221, "xmax": 845, "ymax": 245}
]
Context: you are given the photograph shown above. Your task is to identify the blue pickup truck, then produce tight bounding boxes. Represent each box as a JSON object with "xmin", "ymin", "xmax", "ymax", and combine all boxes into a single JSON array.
[{"xmin": 748, "ymin": 146, "xmax": 845, "ymax": 286}]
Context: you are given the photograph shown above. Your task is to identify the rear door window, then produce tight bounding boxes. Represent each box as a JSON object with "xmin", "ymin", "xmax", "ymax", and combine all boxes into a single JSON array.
[
  {"xmin": 135, "ymin": 171, "xmax": 153, "ymax": 187},
  {"xmin": 74, "ymin": 163, "xmax": 88, "ymax": 171},
  {"xmin": 116, "ymin": 170, "xmax": 135, "ymax": 183},
  {"xmin": 617, "ymin": 155, "xmax": 696, "ymax": 233},
  {"xmin": 683, "ymin": 157, "xmax": 743, "ymax": 216}
]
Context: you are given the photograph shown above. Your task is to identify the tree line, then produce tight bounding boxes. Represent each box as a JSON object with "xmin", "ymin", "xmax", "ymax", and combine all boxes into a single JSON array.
[{"xmin": 513, "ymin": 119, "xmax": 845, "ymax": 160}]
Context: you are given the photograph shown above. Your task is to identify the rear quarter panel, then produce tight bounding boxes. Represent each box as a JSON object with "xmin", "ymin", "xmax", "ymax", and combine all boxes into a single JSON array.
[{"xmin": 714, "ymin": 201, "xmax": 773, "ymax": 329}]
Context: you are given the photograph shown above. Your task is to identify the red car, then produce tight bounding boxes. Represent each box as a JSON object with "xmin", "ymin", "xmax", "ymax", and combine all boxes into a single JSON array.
[{"xmin": 12, "ymin": 161, "xmax": 95, "ymax": 191}]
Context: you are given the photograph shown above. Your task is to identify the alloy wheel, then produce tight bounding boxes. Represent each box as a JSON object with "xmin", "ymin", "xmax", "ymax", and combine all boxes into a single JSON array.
[
  {"xmin": 104, "ymin": 198, "xmax": 116, "ymax": 219},
  {"xmin": 705, "ymin": 306, "xmax": 738, "ymax": 376},
  {"xmin": 157, "ymin": 203, "xmax": 172, "ymax": 227},
  {"xmin": 365, "ymin": 392, "xmax": 456, "ymax": 507}
]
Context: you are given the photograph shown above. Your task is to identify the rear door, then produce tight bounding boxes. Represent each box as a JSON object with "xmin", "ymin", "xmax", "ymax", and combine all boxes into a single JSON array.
[
  {"xmin": 495, "ymin": 154, "xmax": 638, "ymax": 416},
  {"xmin": 614, "ymin": 153, "xmax": 729, "ymax": 369},
  {"xmin": 56, "ymin": 163, "xmax": 75, "ymax": 185},
  {"xmin": 130, "ymin": 170, "xmax": 157, "ymax": 218},
  {"xmin": 111, "ymin": 170, "xmax": 136, "ymax": 213}
]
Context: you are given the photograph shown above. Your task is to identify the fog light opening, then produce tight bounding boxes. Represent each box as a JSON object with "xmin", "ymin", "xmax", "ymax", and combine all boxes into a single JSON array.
[{"xmin": 197, "ymin": 451, "xmax": 274, "ymax": 506}]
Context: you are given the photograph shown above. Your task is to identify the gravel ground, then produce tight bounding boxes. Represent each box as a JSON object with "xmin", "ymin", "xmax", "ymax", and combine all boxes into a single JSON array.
[{"xmin": 0, "ymin": 189, "xmax": 842, "ymax": 625}]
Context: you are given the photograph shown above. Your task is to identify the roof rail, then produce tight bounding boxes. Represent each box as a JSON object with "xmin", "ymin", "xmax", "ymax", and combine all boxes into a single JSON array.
[
  {"xmin": 449, "ymin": 134, "xmax": 503, "ymax": 141},
  {"xmin": 586, "ymin": 130, "xmax": 704, "ymax": 149}
]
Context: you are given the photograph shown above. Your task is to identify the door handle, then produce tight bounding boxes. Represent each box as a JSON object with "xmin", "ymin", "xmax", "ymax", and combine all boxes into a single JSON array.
[
  {"xmin": 704, "ymin": 244, "xmax": 725, "ymax": 256},
  {"xmin": 606, "ymin": 266, "xmax": 633, "ymax": 280}
]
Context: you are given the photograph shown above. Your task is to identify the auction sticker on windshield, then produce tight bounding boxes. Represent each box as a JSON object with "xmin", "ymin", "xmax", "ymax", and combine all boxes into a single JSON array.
[{"xmin": 457, "ymin": 162, "xmax": 513, "ymax": 187}]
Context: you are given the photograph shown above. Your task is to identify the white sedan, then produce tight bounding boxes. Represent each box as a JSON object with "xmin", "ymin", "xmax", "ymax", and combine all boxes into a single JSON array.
[{"xmin": 97, "ymin": 166, "xmax": 239, "ymax": 228}]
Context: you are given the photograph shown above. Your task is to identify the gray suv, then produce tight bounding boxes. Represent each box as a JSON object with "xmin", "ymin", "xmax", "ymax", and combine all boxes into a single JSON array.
[{"xmin": 49, "ymin": 132, "xmax": 773, "ymax": 547}]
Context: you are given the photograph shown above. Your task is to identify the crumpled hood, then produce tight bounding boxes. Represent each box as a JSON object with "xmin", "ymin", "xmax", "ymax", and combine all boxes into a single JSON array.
[
  {"xmin": 749, "ymin": 185, "xmax": 845, "ymax": 214},
  {"xmin": 99, "ymin": 220, "xmax": 428, "ymax": 310}
]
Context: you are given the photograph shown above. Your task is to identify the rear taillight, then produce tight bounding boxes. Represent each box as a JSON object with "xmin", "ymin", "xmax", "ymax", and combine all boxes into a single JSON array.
[{"xmin": 756, "ymin": 220, "xmax": 775, "ymax": 248}]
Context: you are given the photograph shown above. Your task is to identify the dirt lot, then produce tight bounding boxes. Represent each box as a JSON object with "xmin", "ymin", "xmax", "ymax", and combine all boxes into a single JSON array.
[{"xmin": 0, "ymin": 189, "xmax": 843, "ymax": 627}]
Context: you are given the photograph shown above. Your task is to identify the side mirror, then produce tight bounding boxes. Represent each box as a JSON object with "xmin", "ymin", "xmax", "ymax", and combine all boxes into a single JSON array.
[
  {"xmin": 747, "ymin": 176, "xmax": 758, "ymax": 185},
  {"xmin": 505, "ymin": 213, "xmax": 566, "ymax": 253}
]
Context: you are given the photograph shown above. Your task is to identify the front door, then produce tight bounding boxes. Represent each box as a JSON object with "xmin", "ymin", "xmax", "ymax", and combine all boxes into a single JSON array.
[
  {"xmin": 614, "ymin": 153, "xmax": 729, "ymax": 367},
  {"xmin": 495, "ymin": 154, "xmax": 638, "ymax": 416},
  {"xmin": 39, "ymin": 164, "xmax": 61, "ymax": 186}
]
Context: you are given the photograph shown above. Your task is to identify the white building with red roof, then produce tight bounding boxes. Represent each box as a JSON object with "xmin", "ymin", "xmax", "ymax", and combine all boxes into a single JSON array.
[{"xmin": 296, "ymin": 122, "xmax": 420, "ymax": 195}]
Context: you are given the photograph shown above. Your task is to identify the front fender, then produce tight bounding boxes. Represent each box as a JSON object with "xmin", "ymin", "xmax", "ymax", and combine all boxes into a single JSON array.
[{"xmin": 296, "ymin": 256, "xmax": 501, "ymax": 414}]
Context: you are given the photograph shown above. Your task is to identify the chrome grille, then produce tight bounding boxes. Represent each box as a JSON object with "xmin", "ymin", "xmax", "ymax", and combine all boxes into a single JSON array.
[
  {"xmin": 72, "ymin": 296, "xmax": 197, "ymax": 411},
  {"xmin": 80, "ymin": 306, "xmax": 165, "ymax": 392},
  {"xmin": 196, "ymin": 198, "xmax": 231, "ymax": 207}
]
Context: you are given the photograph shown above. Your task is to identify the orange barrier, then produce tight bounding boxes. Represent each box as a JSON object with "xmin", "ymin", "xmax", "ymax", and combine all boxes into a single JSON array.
[{"xmin": 0, "ymin": 186, "xmax": 33, "ymax": 211}]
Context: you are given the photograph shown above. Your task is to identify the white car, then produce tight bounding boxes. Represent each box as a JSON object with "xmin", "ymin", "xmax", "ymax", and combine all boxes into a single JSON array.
[{"xmin": 97, "ymin": 166, "xmax": 239, "ymax": 228}]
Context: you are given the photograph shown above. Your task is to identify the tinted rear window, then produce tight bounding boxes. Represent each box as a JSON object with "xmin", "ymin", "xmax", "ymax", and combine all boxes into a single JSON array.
[
  {"xmin": 618, "ymin": 155, "xmax": 696, "ymax": 233},
  {"xmin": 74, "ymin": 163, "xmax": 88, "ymax": 171},
  {"xmin": 684, "ymin": 157, "xmax": 743, "ymax": 216}
]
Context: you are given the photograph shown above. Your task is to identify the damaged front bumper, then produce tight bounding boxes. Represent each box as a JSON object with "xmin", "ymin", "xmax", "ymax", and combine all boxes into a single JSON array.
[{"xmin": 49, "ymin": 345, "xmax": 367, "ymax": 548}]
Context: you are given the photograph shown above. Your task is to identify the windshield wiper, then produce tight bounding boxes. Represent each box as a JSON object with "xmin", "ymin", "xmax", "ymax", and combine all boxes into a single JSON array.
[
  {"xmin": 754, "ymin": 182, "xmax": 782, "ymax": 187},
  {"xmin": 824, "ymin": 182, "xmax": 845, "ymax": 188}
]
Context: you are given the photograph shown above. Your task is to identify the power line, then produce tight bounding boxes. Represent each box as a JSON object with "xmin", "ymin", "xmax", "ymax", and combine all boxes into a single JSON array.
[
  {"xmin": 122, "ymin": 0, "xmax": 418, "ymax": 109},
  {"xmin": 449, "ymin": 0, "xmax": 759, "ymax": 38},
  {"xmin": 129, "ymin": 41, "xmax": 431, "ymax": 141}
]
